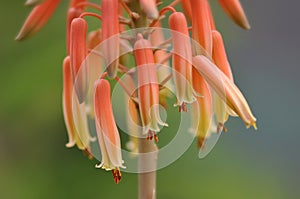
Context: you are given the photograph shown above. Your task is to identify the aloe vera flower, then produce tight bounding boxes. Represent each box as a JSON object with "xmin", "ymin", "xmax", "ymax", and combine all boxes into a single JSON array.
[
  {"xmin": 94, "ymin": 78, "xmax": 125, "ymax": 184},
  {"xmin": 17, "ymin": 0, "xmax": 257, "ymax": 195}
]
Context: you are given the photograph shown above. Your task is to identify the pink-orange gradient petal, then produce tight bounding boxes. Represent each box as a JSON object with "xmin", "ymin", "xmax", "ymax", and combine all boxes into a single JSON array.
[
  {"xmin": 16, "ymin": 0, "xmax": 60, "ymax": 41},
  {"xmin": 169, "ymin": 12, "xmax": 195, "ymax": 108},
  {"xmin": 101, "ymin": 0, "xmax": 120, "ymax": 78},
  {"xmin": 193, "ymin": 55, "xmax": 257, "ymax": 129},
  {"xmin": 94, "ymin": 79, "xmax": 124, "ymax": 170},
  {"xmin": 70, "ymin": 17, "xmax": 88, "ymax": 103},
  {"xmin": 218, "ymin": 0, "xmax": 250, "ymax": 29}
]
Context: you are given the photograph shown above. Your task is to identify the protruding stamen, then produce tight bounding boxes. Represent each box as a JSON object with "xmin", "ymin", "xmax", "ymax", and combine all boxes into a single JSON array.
[
  {"xmin": 147, "ymin": 131, "xmax": 159, "ymax": 143},
  {"xmin": 112, "ymin": 169, "xmax": 122, "ymax": 184}
]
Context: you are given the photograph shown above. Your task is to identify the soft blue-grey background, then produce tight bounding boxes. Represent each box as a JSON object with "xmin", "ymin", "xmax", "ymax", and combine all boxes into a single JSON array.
[{"xmin": 0, "ymin": 1, "xmax": 299, "ymax": 198}]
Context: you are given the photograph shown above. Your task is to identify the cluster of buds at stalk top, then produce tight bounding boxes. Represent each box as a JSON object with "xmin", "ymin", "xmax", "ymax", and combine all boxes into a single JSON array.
[{"xmin": 17, "ymin": 0, "xmax": 256, "ymax": 183}]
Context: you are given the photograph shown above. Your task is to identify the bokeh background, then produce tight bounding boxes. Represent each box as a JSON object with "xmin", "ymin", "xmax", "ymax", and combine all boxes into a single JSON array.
[{"xmin": 1, "ymin": 1, "xmax": 299, "ymax": 198}]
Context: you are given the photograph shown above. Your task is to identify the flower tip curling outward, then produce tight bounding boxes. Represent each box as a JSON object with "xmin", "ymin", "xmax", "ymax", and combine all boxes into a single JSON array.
[
  {"xmin": 218, "ymin": 0, "xmax": 251, "ymax": 30},
  {"xmin": 192, "ymin": 55, "xmax": 257, "ymax": 130},
  {"xmin": 134, "ymin": 34, "xmax": 168, "ymax": 136},
  {"xmin": 169, "ymin": 12, "xmax": 196, "ymax": 110},
  {"xmin": 94, "ymin": 79, "xmax": 125, "ymax": 181},
  {"xmin": 16, "ymin": 0, "xmax": 60, "ymax": 41}
]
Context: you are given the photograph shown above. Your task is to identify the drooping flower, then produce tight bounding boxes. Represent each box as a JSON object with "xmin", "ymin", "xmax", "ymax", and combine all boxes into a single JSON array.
[
  {"xmin": 150, "ymin": 22, "xmax": 173, "ymax": 108},
  {"xmin": 16, "ymin": 0, "xmax": 61, "ymax": 41},
  {"xmin": 134, "ymin": 34, "xmax": 168, "ymax": 138},
  {"xmin": 193, "ymin": 55, "xmax": 257, "ymax": 129},
  {"xmin": 169, "ymin": 11, "xmax": 196, "ymax": 111},
  {"xmin": 218, "ymin": 0, "xmax": 250, "ymax": 29},
  {"xmin": 101, "ymin": 0, "xmax": 120, "ymax": 78},
  {"xmin": 62, "ymin": 56, "xmax": 93, "ymax": 158},
  {"xmin": 212, "ymin": 30, "xmax": 236, "ymax": 128},
  {"xmin": 94, "ymin": 78, "xmax": 125, "ymax": 183},
  {"xmin": 191, "ymin": 71, "xmax": 213, "ymax": 148}
]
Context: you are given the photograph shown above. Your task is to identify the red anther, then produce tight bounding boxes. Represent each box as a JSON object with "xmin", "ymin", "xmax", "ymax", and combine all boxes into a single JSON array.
[{"xmin": 112, "ymin": 169, "xmax": 122, "ymax": 184}]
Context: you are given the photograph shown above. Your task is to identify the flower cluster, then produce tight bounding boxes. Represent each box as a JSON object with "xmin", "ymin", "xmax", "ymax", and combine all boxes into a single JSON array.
[{"xmin": 17, "ymin": 0, "xmax": 256, "ymax": 183}]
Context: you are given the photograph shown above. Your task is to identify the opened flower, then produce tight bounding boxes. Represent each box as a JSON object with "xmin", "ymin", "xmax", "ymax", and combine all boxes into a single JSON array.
[{"xmin": 18, "ymin": 0, "xmax": 257, "ymax": 197}]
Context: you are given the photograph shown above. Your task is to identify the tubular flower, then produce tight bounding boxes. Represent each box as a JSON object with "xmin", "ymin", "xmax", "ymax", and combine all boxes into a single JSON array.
[
  {"xmin": 101, "ymin": 0, "xmax": 120, "ymax": 78},
  {"xmin": 94, "ymin": 79, "xmax": 125, "ymax": 183},
  {"xmin": 150, "ymin": 22, "xmax": 173, "ymax": 108},
  {"xmin": 139, "ymin": 0, "xmax": 159, "ymax": 19},
  {"xmin": 180, "ymin": 0, "xmax": 192, "ymax": 22},
  {"xmin": 218, "ymin": 0, "xmax": 250, "ymax": 29},
  {"xmin": 70, "ymin": 17, "xmax": 88, "ymax": 103},
  {"xmin": 62, "ymin": 56, "xmax": 93, "ymax": 158},
  {"xmin": 191, "ymin": 70, "xmax": 213, "ymax": 148},
  {"xmin": 16, "ymin": 0, "xmax": 60, "ymax": 41},
  {"xmin": 193, "ymin": 55, "xmax": 257, "ymax": 129},
  {"xmin": 169, "ymin": 12, "xmax": 195, "ymax": 111},
  {"xmin": 85, "ymin": 30, "xmax": 103, "ymax": 118},
  {"xmin": 134, "ymin": 34, "xmax": 168, "ymax": 137},
  {"xmin": 190, "ymin": 0, "xmax": 212, "ymax": 56},
  {"xmin": 212, "ymin": 30, "xmax": 236, "ymax": 128},
  {"xmin": 66, "ymin": 0, "xmax": 87, "ymax": 54}
]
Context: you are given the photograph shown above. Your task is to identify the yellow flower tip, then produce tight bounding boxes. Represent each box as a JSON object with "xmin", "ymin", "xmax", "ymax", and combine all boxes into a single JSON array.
[
  {"xmin": 247, "ymin": 121, "xmax": 257, "ymax": 130},
  {"xmin": 112, "ymin": 169, "xmax": 122, "ymax": 184}
]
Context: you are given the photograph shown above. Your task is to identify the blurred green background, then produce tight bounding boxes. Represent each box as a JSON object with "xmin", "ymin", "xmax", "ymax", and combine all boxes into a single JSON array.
[{"xmin": 1, "ymin": 1, "xmax": 299, "ymax": 199}]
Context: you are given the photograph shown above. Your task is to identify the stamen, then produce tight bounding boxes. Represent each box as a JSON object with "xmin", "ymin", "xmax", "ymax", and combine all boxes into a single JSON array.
[
  {"xmin": 112, "ymin": 169, "xmax": 122, "ymax": 184},
  {"xmin": 147, "ymin": 130, "xmax": 159, "ymax": 143},
  {"xmin": 178, "ymin": 103, "xmax": 187, "ymax": 112}
]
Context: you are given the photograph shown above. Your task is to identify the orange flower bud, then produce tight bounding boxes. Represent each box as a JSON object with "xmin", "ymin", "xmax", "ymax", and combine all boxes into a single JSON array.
[
  {"xmin": 101, "ymin": 0, "xmax": 120, "ymax": 78},
  {"xmin": 16, "ymin": 0, "xmax": 60, "ymax": 41},
  {"xmin": 190, "ymin": 0, "xmax": 212, "ymax": 56},
  {"xmin": 218, "ymin": 0, "xmax": 250, "ymax": 29},
  {"xmin": 169, "ymin": 12, "xmax": 195, "ymax": 110},
  {"xmin": 70, "ymin": 18, "xmax": 88, "ymax": 103}
]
